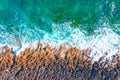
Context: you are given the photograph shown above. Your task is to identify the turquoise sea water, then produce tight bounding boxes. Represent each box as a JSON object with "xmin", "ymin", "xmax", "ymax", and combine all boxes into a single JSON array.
[{"xmin": 0, "ymin": 0, "xmax": 120, "ymax": 57}]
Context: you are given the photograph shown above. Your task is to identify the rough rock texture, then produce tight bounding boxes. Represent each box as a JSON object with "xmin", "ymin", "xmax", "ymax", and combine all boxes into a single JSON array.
[{"xmin": 0, "ymin": 42, "xmax": 120, "ymax": 80}]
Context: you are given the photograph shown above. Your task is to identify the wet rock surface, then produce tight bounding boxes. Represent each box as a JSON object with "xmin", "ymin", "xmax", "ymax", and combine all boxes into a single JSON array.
[{"xmin": 0, "ymin": 43, "xmax": 120, "ymax": 80}]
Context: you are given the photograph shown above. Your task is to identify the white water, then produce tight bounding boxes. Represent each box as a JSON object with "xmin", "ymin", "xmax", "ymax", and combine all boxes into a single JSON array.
[{"xmin": 0, "ymin": 22, "xmax": 120, "ymax": 62}]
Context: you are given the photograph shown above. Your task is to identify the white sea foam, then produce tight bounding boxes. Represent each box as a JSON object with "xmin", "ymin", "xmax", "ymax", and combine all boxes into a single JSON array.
[{"xmin": 0, "ymin": 23, "xmax": 120, "ymax": 62}]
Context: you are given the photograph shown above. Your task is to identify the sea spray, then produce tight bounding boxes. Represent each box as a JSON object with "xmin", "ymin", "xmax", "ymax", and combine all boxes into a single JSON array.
[{"xmin": 1, "ymin": 22, "xmax": 119, "ymax": 62}]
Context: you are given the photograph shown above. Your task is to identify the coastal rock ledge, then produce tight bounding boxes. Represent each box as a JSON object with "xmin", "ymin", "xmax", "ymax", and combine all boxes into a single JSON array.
[{"xmin": 0, "ymin": 42, "xmax": 120, "ymax": 80}]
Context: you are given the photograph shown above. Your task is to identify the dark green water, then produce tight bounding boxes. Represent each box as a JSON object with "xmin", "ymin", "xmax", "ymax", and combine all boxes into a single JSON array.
[
  {"xmin": 0, "ymin": 0, "xmax": 120, "ymax": 32},
  {"xmin": 0, "ymin": 0, "xmax": 120, "ymax": 52}
]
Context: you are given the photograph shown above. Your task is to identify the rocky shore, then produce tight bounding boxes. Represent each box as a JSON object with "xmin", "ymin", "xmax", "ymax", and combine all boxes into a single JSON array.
[{"xmin": 0, "ymin": 42, "xmax": 120, "ymax": 80}]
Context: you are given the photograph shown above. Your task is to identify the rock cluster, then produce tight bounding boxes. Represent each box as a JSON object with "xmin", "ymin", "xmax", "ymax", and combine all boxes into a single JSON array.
[{"xmin": 0, "ymin": 42, "xmax": 120, "ymax": 80}]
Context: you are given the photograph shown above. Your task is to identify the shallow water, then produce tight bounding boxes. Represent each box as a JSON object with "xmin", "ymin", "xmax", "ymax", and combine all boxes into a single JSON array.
[{"xmin": 0, "ymin": 0, "xmax": 120, "ymax": 59}]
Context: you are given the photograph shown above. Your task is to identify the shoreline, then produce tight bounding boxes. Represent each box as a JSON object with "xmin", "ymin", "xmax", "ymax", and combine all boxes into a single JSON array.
[
  {"xmin": 0, "ymin": 42, "xmax": 120, "ymax": 80},
  {"xmin": 1, "ymin": 39, "xmax": 119, "ymax": 61}
]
